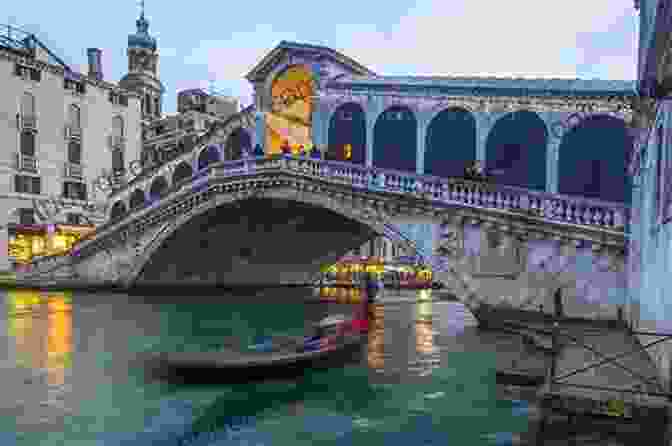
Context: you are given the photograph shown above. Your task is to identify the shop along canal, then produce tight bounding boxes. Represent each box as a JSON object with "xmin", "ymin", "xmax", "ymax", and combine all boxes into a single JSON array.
[{"xmin": 2, "ymin": 287, "xmax": 538, "ymax": 445}]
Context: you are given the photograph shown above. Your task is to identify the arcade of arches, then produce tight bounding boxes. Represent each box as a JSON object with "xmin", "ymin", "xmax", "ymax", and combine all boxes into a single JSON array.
[{"xmin": 320, "ymin": 106, "xmax": 632, "ymax": 203}]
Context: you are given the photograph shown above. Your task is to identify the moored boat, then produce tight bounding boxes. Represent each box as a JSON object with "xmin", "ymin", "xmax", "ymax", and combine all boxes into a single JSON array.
[{"xmin": 144, "ymin": 315, "xmax": 368, "ymax": 383}]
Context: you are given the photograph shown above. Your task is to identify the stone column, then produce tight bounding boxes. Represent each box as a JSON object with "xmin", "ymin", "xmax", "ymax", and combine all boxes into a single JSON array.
[
  {"xmin": 416, "ymin": 119, "xmax": 427, "ymax": 175},
  {"xmin": 543, "ymin": 111, "xmax": 568, "ymax": 194},
  {"xmin": 476, "ymin": 112, "xmax": 498, "ymax": 164},
  {"xmin": 311, "ymin": 96, "xmax": 326, "ymax": 150},
  {"xmin": 255, "ymin": 111, "xmax": 266, "ymax": 153},
  {"xmin": 366, "ymin": 110, "xmax": 376, "ymax": 168}
]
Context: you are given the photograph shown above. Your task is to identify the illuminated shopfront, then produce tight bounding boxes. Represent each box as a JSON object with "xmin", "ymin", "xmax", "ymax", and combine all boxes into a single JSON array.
[
  {"xmin": 266, "ymin": 65, "xmax": 313, "ymax": 155},
  {"xmin": 6, "ymin": 290, "xmax": 72, "ymax": 385},
  {"xmin": 7, "ymin": 223, "xmax": 95, "ymax": 266}
]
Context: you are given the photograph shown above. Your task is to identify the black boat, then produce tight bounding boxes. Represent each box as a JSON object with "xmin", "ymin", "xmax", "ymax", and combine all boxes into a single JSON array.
[{"xmin": 144, "ymin": 315, "xmax": 367, "ymax": 383}]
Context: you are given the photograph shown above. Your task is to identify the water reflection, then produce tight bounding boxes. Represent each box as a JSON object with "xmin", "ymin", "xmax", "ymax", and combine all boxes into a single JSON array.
[
  {"xmin": 367, "ymin": 303, "xmax": 385, "ymax": 370},
  {"xmin": 6, "ymin": 289, "xmax": 72, "ymax": 385}
]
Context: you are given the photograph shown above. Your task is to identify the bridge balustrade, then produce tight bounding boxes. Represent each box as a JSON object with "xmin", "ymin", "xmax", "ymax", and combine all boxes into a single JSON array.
[
  {"xmin": 30, "ymin": 152, "xmax": 629, "ymax": 272},
  {"xmin": 108, "ymin": 153, "xmax": 627, "ymax": 237}
]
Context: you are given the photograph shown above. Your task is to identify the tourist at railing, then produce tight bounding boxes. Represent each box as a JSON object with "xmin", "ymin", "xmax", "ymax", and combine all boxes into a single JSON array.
[
  {"xmin": 310, "ymin": 144, "xmax": 321, "ymax": 160},
  {"xmin": 464, "ymin": 160, "xmax": 488, "ymax": 182}
]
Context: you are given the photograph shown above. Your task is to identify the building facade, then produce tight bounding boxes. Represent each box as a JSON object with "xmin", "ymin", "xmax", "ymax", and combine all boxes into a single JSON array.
[
  {"xmin": 629, "ymin": 0, "xmax": 672, "ymax": 389},
  {"xmin": 140, "ymin": 89, "xmax": 239, "ymax": 171},
  {"xmin": 0, "ymin": 18, "xmax": 149, "ymax": 271}
]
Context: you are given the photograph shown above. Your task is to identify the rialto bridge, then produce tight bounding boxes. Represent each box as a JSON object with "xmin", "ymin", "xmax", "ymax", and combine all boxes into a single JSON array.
[{"xmin": 22, "ymin": 41, "xmax": 636, "ymax": 321}]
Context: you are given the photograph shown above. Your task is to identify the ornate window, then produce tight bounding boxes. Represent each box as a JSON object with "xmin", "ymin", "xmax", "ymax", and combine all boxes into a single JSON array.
[{"xmin": 68, "ymin": 104, "xmax": 81, "ymax": 129}]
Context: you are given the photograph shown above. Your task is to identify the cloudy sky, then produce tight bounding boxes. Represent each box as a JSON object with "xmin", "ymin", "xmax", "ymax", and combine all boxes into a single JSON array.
[{"xmin": 6, "ymin": 0, "xmax": 638, "ymax": 113}]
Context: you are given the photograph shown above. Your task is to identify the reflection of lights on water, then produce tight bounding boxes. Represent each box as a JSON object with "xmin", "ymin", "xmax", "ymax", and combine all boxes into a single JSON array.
[
  {"xmin": 415, "ymin": 321, "xmax": 436, "ymax": 355},
  {"xmin": 7, "ymin": 290, "xmax": 72, "ymax": 385},
  {"xmin": 418, "ymin": 289, "xmax": 432, "ymax": 302},
  {"xmin": 367, "ymin": 305, "xmax": 384, "ymax": 370}
]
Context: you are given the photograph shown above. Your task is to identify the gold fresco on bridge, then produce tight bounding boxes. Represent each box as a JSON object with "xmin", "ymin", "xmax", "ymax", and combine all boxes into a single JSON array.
[{"xmin": 267, "ymin": 65, "xmax": 313, "ymax": 154}]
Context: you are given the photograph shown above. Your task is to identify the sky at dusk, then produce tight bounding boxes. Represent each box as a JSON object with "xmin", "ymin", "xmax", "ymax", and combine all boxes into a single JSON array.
[{"xmin": 5, "ymin": 0, "xmax": 639, "ymax": 113}]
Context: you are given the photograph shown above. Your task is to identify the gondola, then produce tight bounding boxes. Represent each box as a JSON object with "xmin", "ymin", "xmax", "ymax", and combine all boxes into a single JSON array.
[{"xmin": 144, "ymin": 315, "xmax": 367, "ymax": 383}]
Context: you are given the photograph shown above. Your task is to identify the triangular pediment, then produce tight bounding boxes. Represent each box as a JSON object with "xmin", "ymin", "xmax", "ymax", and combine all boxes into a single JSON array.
[{"xmin": 245, "ymin": 41, "xmax": 375, "ymax": 84}]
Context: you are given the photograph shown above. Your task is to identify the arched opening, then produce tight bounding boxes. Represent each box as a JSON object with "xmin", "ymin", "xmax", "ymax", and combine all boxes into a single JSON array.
[
  {"xmin": 485, "ymin": 110, "xmax": 547, "ymax": 190},
  {"xmin": 225, "ymin": 128, "xmax": 252, "ymax": 161},
  {"xmin": 149, "ymin": 176, "xmax": 169, "ymax": 201},
  {"xmin": 21, "ymin": 92, "xmax": 35, "ymax": 117},
  {"xmin": 373, "ymin": 106, "xmax": 417, "ymax": 173},
  {"xmin": 141, "ymin": 146, "xmax": 159, "ymax": 169},
  {"xmin": 172, "ymin": 162, "xmax": 193, "ymax": 185},
  {"xmin": 558, "ymin": 115, "xmax": 632, "ymax": 203},
  {"xmin": 112, "ymin": 115, "xmax": 124, "ymax": 138},
  {"xmin": 327, "ymin": 102, "xmax": 366, "ymax": 163},
  {"xmin": 110, "ymin": 201, "xmax": 127, "ymax": 221},
  {"xmin": 197, "ymin": 145, "xmax": 221, "ymax": 170},
  {"xmin": 68, "ymin": 104, "xmax": 80, "ymax": 129},
  {"xmin": 424, "ymin": 107, "xmax": 476, "ymax": 178},
  {"xmin": 129, "ymin": 189, "xmax": 146, "ymax": 210},
  {"xmin": 266, "ymin": 65, "xmax": 313, "ymax": 155}
]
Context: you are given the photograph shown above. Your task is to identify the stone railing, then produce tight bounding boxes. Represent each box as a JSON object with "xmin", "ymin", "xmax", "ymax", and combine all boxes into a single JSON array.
[
  {"xmin": 31, "ymin": 153, "xmax": 629, "ymax": 272},
  {"xmin": 276, "ymin": 156, "xmax": 628, "ymax": 232}
]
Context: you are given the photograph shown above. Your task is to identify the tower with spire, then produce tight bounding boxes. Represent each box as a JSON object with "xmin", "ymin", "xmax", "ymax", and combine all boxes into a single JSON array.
[{"xmin": 119, "ymin": 0, "xmax": 164, "ymax": 122}]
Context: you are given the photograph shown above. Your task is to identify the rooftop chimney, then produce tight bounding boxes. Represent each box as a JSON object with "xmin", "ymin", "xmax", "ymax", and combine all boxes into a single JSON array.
[{"xmin": 87, "ymin": 48, "xmax": 103, "ymax": 81}]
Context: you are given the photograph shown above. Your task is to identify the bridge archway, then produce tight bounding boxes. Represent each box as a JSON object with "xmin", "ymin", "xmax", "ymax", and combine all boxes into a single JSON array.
[
  {"xmin": 125, "ymin": 192, "xmax": 429, "ymax": 288},
  {"xmin": 327, "ymin": 102, "xmax": 366, "ymax": 163},
  {"xmin": 485, "ymin": 110, "xmax": 547, "ymax": 190},
  {"xmin": 373, "ymin": 105, "xmax": 417, "ymax": 173},
  {"xmin": 129, "ymin": 189, "xmax": 146, "ymax": 211},
  {"xmin": 149, "ymin": 176, "xmax": 169, "ymax": 202},
  {"xmin": 197, "ymin": 144, "xmax": 222, "ymax": 170},
  {"xmin": 424, "ymin": 107, "xmax": 476, "ymax": 178},
  {"xmin": 109, "ymin": 201, "xmax": 127, "ymax": 222},
  {"xmin": 225, "ymin": 128, "xmax": 252, "ymax": 161},
  {"xmin": 558, "ymin": 114, "xmax": 632, "ymax": 203},
  {"xmin": 172, "ymin": 161, "xmax": 193, "ymax": 186}
]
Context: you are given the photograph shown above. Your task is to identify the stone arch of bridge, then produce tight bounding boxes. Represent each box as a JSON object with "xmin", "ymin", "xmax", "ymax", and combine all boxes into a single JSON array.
[{"xmin": 122, "ymin": 188, "xmax": 446, "ymax": 289}]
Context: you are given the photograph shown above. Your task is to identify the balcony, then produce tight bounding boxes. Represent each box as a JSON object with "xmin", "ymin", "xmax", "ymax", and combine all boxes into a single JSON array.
[
  {"xmin": 64, "ymin": 162, "xmax": 83, "ymax": 180},
  {"xmin": 64, "ymin": 125, "xmax": 82, "ymax": 139},
  {"xmin": 15, "ymin": 153, "xmax": 37, "ymax": 173},
  {"xmin": 108, "ymin": 135, "xmax": 126, "ymax": 150},
  {"xmin": 19, "ymin": 114, "xmax": 37, "ymax": 131}
]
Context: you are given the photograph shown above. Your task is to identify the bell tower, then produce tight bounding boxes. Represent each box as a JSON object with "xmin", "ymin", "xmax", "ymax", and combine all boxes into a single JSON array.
[{"xmin": 119, "ymin": 0, "xmax": 164, "ymax": 122}]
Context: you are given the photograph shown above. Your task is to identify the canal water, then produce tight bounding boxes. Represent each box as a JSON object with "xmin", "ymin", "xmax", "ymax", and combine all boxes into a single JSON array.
[{"xmin": 2, "ymin": 287, "xmax": 534, "ymax": 445}]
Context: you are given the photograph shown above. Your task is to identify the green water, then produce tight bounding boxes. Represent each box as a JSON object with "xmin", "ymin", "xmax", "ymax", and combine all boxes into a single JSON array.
[{"xmin": 2, "ymin": 288, "xmax": 532, "ymax": 445}]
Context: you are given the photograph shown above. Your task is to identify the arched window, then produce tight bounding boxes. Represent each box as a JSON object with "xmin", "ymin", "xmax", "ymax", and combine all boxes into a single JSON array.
[
  {"xmin": 557, "ymin": 115, "xmax": 632, "ymax": 203},
  {"xmin": 197, "ymin": 145, "xmax": 221, "ymax": 170},
  {"xmin": 328, "ymin": 102, "xmax": 366, "ymax": 164},
  {"xmin": 145, "ymin": 93, "xmax": 152, "ymax": 115},
  {"xmin": 485, "ymin": 110, "xmax": 547, "ymax": 190},
  {"xmin": 68, "ymin": 104, "xmax": 80, "ymax": 129},
  {"xmin": 110, "ymin": 201, "xmax": 127, "ymax": 221},
  {"xmin": 424, "ymin": 107, "xmax": 476, "ymax": 178},
  {"xmin": 373, "ymin": 106, "xmax": 417, "ymax": 173},
  {"xmin": 149, "ymin": 176, "xmax": 169, "ymax": 201},
  {"xmin": 129, "ymin": 189, "xmax": 146, "ymax": 210},
  {"xmin": 225, "ymin": 128, "xmax": 252, "ymax": 161},
  {"xmin": 21, "ymin": 92, "xmax": 35, "ymax": 117},
  {"xmin": 112, "ymin": 116, "xmax": 124, "ymax": 138},
  {"xmin": 172, "ymin": 162, "xmax": 193, "ymax": 185}
]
